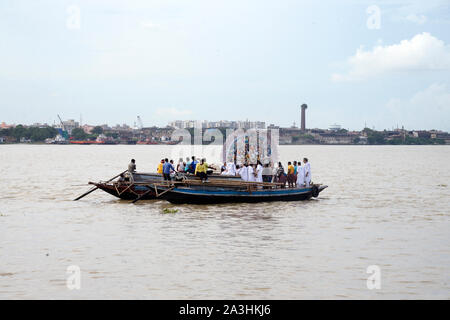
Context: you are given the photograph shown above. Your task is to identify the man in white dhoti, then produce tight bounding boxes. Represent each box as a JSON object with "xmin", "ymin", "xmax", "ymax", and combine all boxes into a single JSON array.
[
  {"xmin": 239, "ymin": 163, "xmax": 249, "ymax": 181},
  {"xmin": 303, "ymin": 158, "xmax": 311, "ymax": 187},
  {"xmin": 296, "ymin": 162, "xmax": 305, "ymax": 187},
  {"xmin": 255, "ymin": 161, "xmax": 263, "ymax": 183},
  {"xmin": 247, "ymin": 164, "xmax": 256, "ymax": 182}
]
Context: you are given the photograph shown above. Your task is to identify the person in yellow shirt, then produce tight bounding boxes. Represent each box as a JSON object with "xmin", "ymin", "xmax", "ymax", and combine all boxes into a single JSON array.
[
  {"xmin": 157, "ymin": 159, "xmax": 164, "ymax": 174},
  {"xmin": 287, "ymin": 161, "xmax": 295, "ymax": 188},
  {"xmin": 195, "ymin": 159, "xmax": 209, "ymax": 182}
]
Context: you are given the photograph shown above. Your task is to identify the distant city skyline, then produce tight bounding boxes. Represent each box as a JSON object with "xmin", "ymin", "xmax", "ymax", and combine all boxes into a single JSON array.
[
  {"xmin": 1, "ymin": 1, "xmax": 449, "ymax": 131},
  {"xmin": 2, "ymin": 116, "xmax": 449, "ymax": 133}
]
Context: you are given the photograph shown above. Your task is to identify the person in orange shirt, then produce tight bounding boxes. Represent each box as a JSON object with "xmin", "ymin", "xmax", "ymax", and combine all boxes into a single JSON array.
[
  {"xmin": 157, "ymin": 159, "xmax": 164, "ymax": 174},
  {"xmin": 287, "ymin": 161, "xmax": 295, "ymax": 188}
]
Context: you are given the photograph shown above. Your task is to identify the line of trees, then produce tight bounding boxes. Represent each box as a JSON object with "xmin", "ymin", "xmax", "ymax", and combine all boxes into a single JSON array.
[
  {"xmin": 363, "ymin": 128, "xmax": 445, "ymax": 145},
  {"xmin": 0, "ymin": 125, "xmax": 58, "ymax": 142},
  {"xmin": 387, "ymin": 136, "xmax": 445, "ymax": 145},
  {"xmin": 0, "ymin": 125, "xmax": 110, "ymax": 142}
]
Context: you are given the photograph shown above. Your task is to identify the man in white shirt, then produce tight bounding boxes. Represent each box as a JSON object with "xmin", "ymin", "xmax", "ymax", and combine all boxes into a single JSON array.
[
  {"xmin": 303, "ymin": 158, "xmax": 311, "ymax": 187},
  {"xmin": 128, "ymin": 159, "xmax": 136, "ymax": 173},
  {"xmin": 255, "ymin": 161, "xmax": 263, "ymax": 183},
  {"xmin": 247, "ymin": 164, "xmax": 256, "ymax": 182},
  {"xmin": 239, "ymin": 163, "xmax": 249, "ymax": 181}
]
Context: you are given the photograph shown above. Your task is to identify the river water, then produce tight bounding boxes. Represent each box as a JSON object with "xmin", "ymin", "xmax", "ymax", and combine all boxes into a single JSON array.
[{"xmin": 0, "ymin": 145, "xmax": 449, "ymax": 299}]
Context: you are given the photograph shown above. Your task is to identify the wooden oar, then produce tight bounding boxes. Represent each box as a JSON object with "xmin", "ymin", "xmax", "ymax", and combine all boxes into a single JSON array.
[{"xmin": 74, "ymin": 170, "xmax": 128, "ymax": 201}]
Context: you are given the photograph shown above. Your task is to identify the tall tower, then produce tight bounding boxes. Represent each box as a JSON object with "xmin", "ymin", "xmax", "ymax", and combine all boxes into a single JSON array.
[{"xmin": 301, "ymin": 104, "xmax": 308, "ymax": 131}]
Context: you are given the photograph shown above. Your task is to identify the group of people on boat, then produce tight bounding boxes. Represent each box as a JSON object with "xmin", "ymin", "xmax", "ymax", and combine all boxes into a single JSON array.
[
  {"xmin": 154, "ymin": 156, "xmax": 215, "ymax": 182},
  {"xmin": 127, "ymin": 157, "xmax": 312, "ymax": 188},
  {"xmin": 220, "ymin": 158, "xmax": 311, "ymax": 187}
]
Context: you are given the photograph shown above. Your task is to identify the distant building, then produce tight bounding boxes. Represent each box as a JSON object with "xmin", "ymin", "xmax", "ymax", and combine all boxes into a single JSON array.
[
  {"xmin": 329, "ymin": 124, "xmax": 341, "ymax": 131},
  {"xmin": 413, "ymin": 131, "xmax": 431, "ymax": 139},
  {"xmin": 112, "ymin": 124, "xmax": 132, "ymax": 131},
  {"xmin": 30, "ymin": 123, "xmax": 50, "ymax": 128},
  {"xmin": 169, "ymin": 120, "xmax": 184, "ymax": 129},
  {"xmin": 357, "ymin": 136, "xmax": 368, "ymax": 144},
  {"xmin": 318, "ymin": 133, "xmax": 353, "ymax": 144},
  {"xmin": 0, "ymin": 122, "xmax": 14, "ymax": 129},
  {"xmin": 169, "ymin": 120, "xmax": 265, "ymax": 130},
  {"xmin": 60, "ymin": 119, "xmax": 79, "ymax": 134}
]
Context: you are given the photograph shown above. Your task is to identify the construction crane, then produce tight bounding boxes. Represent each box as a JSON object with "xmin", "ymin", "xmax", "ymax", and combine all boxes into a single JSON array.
[
  {"xmin": 56, "ymin": 115, "xmax": 69, "ymax": 140},
  {"xmin": 57, "ymin": 114, "xmax": 65, "ymax": 131}
]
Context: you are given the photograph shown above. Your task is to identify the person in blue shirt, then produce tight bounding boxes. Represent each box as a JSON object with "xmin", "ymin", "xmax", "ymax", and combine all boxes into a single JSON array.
[
  {"xmin": 162, "ymin": 158, "xmax": 175, "ymax": 181},
  {"xmin": 188, "ymin": 156, "xmax": 198, "ymax": 174}
]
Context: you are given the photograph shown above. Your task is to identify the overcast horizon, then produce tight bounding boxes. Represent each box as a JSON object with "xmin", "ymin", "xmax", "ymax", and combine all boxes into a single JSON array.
[{"xmin": 1, "ymin": 0, "xmax": 449, "ymax": 131}]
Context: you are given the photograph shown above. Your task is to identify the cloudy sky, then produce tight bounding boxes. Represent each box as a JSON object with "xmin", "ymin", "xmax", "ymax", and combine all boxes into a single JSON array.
[{"xmin": 1, "ymin": 0, "xmax": 449, "ymax": 131}]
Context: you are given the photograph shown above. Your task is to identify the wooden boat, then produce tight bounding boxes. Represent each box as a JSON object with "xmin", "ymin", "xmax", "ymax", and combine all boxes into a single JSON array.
[
  {"xmin": 90, "ymin": 175, "xmax": 327, "ymax": 203},
  {"xmin": 152, "ymin": 182, "xmax": 328, "ymax": 204}
]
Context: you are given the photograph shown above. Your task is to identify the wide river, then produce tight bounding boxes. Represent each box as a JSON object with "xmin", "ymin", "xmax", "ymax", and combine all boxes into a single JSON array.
[{"xmin": 0, "ymin": 145, "xmax": 449, "ymax": 299}]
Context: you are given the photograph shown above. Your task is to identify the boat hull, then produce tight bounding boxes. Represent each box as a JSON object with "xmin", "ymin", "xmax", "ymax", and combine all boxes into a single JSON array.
[
  {"xmin": 93, "ymin": 183, "xmax": 157, "ymax": 200},
  {"xmin": 155, "ymin": 185, "xmax": 327, "ymax": 204}
]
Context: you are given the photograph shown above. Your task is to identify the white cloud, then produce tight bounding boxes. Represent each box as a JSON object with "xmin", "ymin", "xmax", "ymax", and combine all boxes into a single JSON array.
[
  {"xmin": 386, "ymin": 83, "xmax": 450, "ymax": 130},
  {"xmin": 332, "ymin": 33, "xmax": 450, "ymax": 82},
  {"xmin": 155, "ymin": 107, "xmax": 193, "ymax": 117}
]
